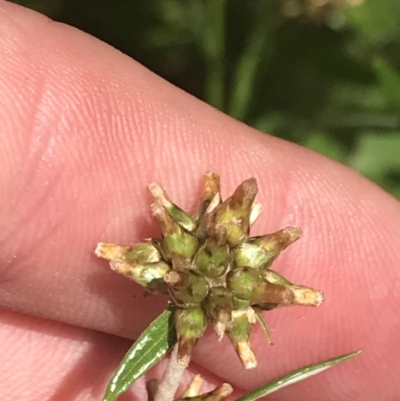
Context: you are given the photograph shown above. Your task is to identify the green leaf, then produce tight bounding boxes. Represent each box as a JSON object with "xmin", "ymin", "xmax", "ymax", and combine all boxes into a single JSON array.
[
  {"xmin": 342, "ymin": 0, "xmax": 400, "ymax": 44},
  {"xmin": 228, "ymin": 1, "xmax": 281, "ymax": 121},
  {"xmin": 350, "ymin": 132, "xmax": 400, "ymax": 177},
  {"xmin": 235, "ymin": 350, "xmax": 362, "ymax": 401},
  {"xmin": 303, "ymin": 132, "xmax": 347, "ymax": 164},
  {"xmin": 103, "ymin": 308, "xmax": 177, "ymax": 401},
  {"xmin": 374, "ymin": 57, "xmax": 400, "ymax": 111},
  {"xmin": 254, "ymin": 309, "xmax": 272, "ymax": 344}
]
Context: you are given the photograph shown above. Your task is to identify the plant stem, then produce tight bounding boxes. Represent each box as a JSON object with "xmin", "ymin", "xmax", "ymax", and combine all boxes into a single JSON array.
[
  {"xmin": 228, "ymin": 1, "xmax": 281, "ymax": 121},
  {"xmin": 154, "ymin": 344, "xmax": 187, "ymax": 401},
  {"xmin": 204, "ymin": 0, "xmax": 227, "ymax": 110}
]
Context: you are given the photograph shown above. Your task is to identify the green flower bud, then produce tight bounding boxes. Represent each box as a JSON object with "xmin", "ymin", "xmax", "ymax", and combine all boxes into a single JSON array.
[
  {"xmin": 250, "ymin": 278, "xmax": 324, "ymax": 307},
  {"xmin": 203, "ymin": 287, "xmax": 233, "ymax": 340},
  {"xmin": 252, "ymin": 268, "xmax": 292, "ymax": 310},
  {"xmin": 213, "ymin": 178, "xmax": 258, "ymax": 246},
  {"xmin": 226, "ymin": 267, "xmax": 262, "ymax": 300},
  {"xmin": 195, "ymin": 238, "xmax": 230, "ymax": 278},
  {"xmin": 165, "ymin": 270, "xmax": 209, "ymax": 306},
  {"xmin": 152, "ymin": 204, "xmax": 199, "ymax": 260},
  {"xmin": 250, "ymin": 226, "xmax": 302, "ymax": 268},
  {"xmin": 124, "ymin": 242, "xmax": 162, "ymax": 264},
  {"xmin": 149, "ymin": 183, "xmax": 197, "ymax": 232},
  {"xmin": 233, "ymin": 242, "xmax": 273, "ymax": 269},
  {"xmin": 250, "ymin": 279, "xmax": 292, "ymax": 305},
  {"xmin": 263, "ymin": 269, "xmax": 292, "ymax": 286},
  {"xmin": 109, "ymin": 259, "xmax": 170, "ymax": 294},
  {"xmin": 232, "ymin": 296, "xmax": 251, "ymax": 309},
  {"xmin": 226, "ymin": 307, "xmax": 257, "ymax": 369},
  {"xmin": 174, "ymin": 306, "xmax": 208, "ymax": 366},
  {"xmin": 263, "ymin": 270, "xmax": 324, "ymax": 307}
]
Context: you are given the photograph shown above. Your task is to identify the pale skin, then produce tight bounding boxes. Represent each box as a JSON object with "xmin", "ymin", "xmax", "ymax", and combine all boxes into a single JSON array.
[{"xmin": 1, "ymin": 2, "xmax": 400, "ymax": 400}]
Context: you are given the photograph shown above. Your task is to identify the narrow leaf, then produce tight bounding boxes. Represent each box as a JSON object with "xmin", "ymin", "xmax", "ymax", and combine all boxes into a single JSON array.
[
  {"xmin": 103, "ymin": 308, "xmax": 177, "ymax": 401},
  {"xmin": 235, "ymin": 349, "xmax": 362, "ymax": 401},
  {"xmin": 254, "ymin": 309, "xmax": 272, "ymax": 344}
]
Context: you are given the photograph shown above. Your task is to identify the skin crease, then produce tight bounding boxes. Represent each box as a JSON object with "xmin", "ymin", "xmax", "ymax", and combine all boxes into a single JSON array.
[{"xmin": 0, "ymin": 2, "xmax": 399, "ymax": 400}]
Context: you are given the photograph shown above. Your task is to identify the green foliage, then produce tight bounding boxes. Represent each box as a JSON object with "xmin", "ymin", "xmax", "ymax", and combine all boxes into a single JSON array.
[
  {"xmin": 104, "ymin": 306, "xmax": 360, "ymax": 400},
  {"xmin": 103, "ymin": 308, "xmax": 177, "ymax": 401},
  {"xmin": 14, "ymin": 0, "xmax": 400, "ymax": 198},
  {"xmin": 350, "ymin": 132, "xmax": 400, "ymax": 198},
  {"xmin": 235, "ymin": 349, "xmax": 361, "ymax": 401}
]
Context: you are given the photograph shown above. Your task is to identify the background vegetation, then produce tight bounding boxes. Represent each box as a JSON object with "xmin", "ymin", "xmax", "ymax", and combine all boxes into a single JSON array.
[{"xmin": 13, "ymin": 0, "xmax": 400, "ymax": 198}]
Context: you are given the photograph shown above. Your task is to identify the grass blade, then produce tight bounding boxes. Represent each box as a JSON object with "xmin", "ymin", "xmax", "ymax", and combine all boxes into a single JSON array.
[
  {"xmin": 103, "ymin": 308, "xmax": 177, "ymax": 401},
  {"xmin": 235, "ymin": 349, "xmax": 362, "ymax": 401},
  {"xmin": 203, "ymin": 0, "xmax": 227, "ymax": 110}
]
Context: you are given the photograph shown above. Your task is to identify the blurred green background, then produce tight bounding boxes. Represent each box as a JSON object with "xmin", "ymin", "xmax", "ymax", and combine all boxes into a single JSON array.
[{"xmin": 13, "ymin": 0, "xmax": 400, "ymax": 198}]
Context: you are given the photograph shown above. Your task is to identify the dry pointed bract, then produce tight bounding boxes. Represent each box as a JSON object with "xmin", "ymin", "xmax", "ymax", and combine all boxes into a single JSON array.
[
  {"xmin": 147, "ymin": 374, "xmax": 233, "ymax": 401},
  {"xmin": 96, "ymin": 172, "xmax": 324, "ymax": 369}
]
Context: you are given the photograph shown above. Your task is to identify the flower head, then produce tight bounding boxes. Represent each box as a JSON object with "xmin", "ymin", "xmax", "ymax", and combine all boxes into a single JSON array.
[{"xmin": 96, "ymin": 172, "xmax": 324, "ymax": 368}]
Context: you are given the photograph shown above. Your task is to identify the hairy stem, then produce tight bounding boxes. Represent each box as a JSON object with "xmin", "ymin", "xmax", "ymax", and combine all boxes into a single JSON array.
[{"xmin": 154, "ymin": 344, "xmax": 187, "ymax": 401}]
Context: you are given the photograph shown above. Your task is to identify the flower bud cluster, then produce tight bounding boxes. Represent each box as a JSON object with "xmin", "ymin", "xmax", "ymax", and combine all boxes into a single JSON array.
[{"xmin": 96, "ymin": 172, "xmax": 324, "ymax": 369}]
